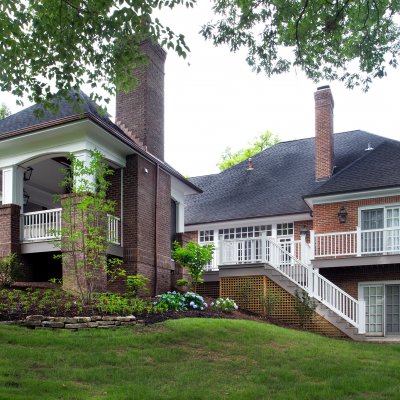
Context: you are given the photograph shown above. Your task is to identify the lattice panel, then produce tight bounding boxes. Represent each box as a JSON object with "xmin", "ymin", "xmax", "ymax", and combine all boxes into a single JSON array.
[
  {"xmin": 220, "ymin": 276, "xmax": 265, "ymax": 314},
  {"xmin": 197, "ymin": 282, "xmax": 220, "ymax": 299},
  {"xmin": 265, "ymin": 278, "xmax": 346, "ymax": 337},
  {"xmin": 220, "ymin": 275, "xmax": 347, "ymax": 338}
]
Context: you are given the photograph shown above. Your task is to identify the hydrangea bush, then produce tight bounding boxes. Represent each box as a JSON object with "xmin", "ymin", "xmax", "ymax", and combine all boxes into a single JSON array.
[
  {"xmin": 211, "ymin": 298, "xmax": 238, "ymax": 313},
  {"xmin": 154, "ymin": 291, "xmax": 207, "ymax": 312}
]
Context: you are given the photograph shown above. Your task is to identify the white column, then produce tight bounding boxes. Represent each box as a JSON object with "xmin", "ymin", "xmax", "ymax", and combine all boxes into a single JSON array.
[
  {"xmin": 1, "ymin": 165, "xmax": 24, "ymax": 207},
  {"xmin": 358, "ymin": 299, "xmax": 366, "ymax": 334},
  {"xmin": 356, "ymin": 226, "xmax": 362, "ymax": 257},
  {"xmin": 176, "ymin": 202, "xmax": 185, "ymax": 233},
  {"xmin": 72, "ymin": 150, "xmax": 96, "ymax": 192}
]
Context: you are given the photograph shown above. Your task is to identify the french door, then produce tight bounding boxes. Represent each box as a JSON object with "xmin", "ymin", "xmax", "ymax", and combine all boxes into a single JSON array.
[{"xmin": 386, "ymin": 285, "xmax": 400, "ymax": 335}]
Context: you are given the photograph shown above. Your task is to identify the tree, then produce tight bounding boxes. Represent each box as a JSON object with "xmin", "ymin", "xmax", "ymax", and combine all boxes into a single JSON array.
[
  {"xmin": 0, "ymin": 103, "xmax": 11, "ymax": 120},
  {"xmin": 171, "ymin": 241, "xmax": 215, "ymax": 292},
  {"xmin": 0, "ymin": 1, "xmax": 194, "ymax": 111},
  {"xmin": 54, "ymin": 149, "xmax": 122, "ymax": 305},
  {"xmin": 201, "ymin": 1, "xmax": 400, "ymax": 90},
  {"xmin": 217, "ymin": 130, "xmax": 279, "ymax": 171}
]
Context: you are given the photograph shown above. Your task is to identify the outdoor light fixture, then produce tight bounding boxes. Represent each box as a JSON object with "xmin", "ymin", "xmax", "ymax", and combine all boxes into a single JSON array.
[
  {"xmin": 143, "ymin": 167, "xmax": 149, "ymax": 174},
  {"xmin": 300, "ymin": 225, "xmax": 308, "ymax": 236},
  {"xmin": 23, "ymin": 189, "xmax": 30, "ymax": 206},
  {"xmin": 24, "ymin": 167, "xmax": 33, "ymax": 181},
  {"xmin": 338, "ymin": 206, "xmax": 348, "ymax": 224}
]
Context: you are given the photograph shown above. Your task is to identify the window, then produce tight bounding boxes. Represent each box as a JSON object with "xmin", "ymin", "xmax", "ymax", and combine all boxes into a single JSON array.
[
  {"xmin": 218, "ymin": 225, "xmax": 272, "ymax": 240},
  {"xmin": 277, "ymin": 223, "xmax": 294, "ymax": 236},
  {"xmin": 199, "ymin": 230, "xmax": 214, "ymax": 243},
  {"xmin": 361, "ymin": 209, "xmax": 384, "ymax": 230}
]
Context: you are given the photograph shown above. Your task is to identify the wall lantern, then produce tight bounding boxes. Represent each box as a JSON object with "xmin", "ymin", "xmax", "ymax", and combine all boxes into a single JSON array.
[
  {"xmin": 23, "ymin": 189, "xmax": 30, "ymax": 206},
  {"xmin": 300, "ymin": 225, "xmax": 308, "ymax": 236},
  {"xmin": 24, "ymin": 167, "xmax": 33, "ymax": 181},
  {"xmin": 246, "ymin": 158, "xmax": 254, "ymax": 171},
  {"xmin": 338, "ymin": 206, "xmax": 348, "ymax": 224}
]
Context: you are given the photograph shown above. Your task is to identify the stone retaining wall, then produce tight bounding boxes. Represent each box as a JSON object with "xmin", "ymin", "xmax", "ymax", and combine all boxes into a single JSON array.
[{"xmin": 11, "ymin": 315, "xmax": 142, "ymax": 331}]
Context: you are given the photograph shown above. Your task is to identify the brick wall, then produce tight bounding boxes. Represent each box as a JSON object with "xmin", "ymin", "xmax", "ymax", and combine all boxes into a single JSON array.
[
  {"xmin": 314, "ymin": 86, "xmax": 334, "ymax": 181},
  {"xmin": 313, "ymin": 195, "xmax": 400, "ymax": 234},
  {"xmin": 116, "ymin": 40, "xmax": 166, "ymax": 160},
  {"xmin": 320, "ymin": 264, "xmax": 400, "ymax": 299},
  {"xmin": 0, "ymin": 204, "xmax": 21, "ymax": 257},
  {"xmin": 294, "ymin": 220, "xmax": 313, "ymax": 242},
  {"xmin": 110, "ymin": 154, "xmax": 173, "ymax": 295}
]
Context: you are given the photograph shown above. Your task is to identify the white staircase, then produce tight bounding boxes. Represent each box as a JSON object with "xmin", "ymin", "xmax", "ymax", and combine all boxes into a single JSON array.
[{"xmin": 220, "ymin": 235, "xmax": 366, "ymax": 339}]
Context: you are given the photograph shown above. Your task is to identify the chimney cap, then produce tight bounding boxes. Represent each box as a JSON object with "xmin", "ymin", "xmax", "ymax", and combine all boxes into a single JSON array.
[{"xmin": 317, "ymin": 85, "xmax": 331, "ymax": 91}]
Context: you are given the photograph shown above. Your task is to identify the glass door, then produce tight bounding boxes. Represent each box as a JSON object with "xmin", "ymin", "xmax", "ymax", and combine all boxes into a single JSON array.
[
  {"xmin": 363, "ymin": 285, "xmax": 384, "ymax": 336},
  {"xmin": 385, "ymin": 285, "xmax": 400, "ymax": 335}
]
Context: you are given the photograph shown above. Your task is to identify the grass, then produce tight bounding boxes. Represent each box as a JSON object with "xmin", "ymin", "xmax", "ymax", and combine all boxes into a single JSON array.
[{"xmin": 0, "ymin": 319, "xmax": 399, "ymax": 400}]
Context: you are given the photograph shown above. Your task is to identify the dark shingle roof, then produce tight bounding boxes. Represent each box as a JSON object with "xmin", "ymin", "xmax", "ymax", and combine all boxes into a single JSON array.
[
  {"xmin": 307, "ymin": 140, "xmax": 400, "ymax": 197},
  {"xmin": 0, "ymin": 91, "xmax": 115, "ymax": 135},
  {"xmin": 185, "ymin": 131, "xmax": 397, "ymax": 225}
]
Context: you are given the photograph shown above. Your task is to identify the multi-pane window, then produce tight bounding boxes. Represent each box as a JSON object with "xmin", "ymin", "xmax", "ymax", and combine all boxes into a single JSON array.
[
  {"xmin": 277, "ymin": 223, "xmax": 294, "ymax": 236},
  {"xmin": 218, "ymin": 225, "xmax": 272, "ymax": 240},
  {"xmin": 361, "ymin": 209, "xmax": 384, "ymax": 230},
  {"xmin": 199, "ymin": 230, "xmax": 214, "ymax": 243}
]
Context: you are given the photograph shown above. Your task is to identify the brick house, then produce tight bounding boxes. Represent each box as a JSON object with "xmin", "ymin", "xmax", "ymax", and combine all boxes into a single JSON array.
[
  {"xmin": 0, "ymin": 41, "xmax": 200, "ymax": 295},
  {"xmin": 184, "ymin": 86, "xmax": 400, "ymax": 340}
]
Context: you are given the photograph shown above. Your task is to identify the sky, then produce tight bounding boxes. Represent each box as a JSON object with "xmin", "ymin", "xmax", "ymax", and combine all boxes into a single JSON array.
[{"xmin": 1, "ymin": 1, "xmax": 399, "ymax": 178}]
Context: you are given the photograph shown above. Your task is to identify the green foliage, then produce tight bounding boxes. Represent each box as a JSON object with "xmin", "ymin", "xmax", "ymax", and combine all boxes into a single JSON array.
[
  {"xmin": 294, "ymin": 290, "xmax": 317, "ymax": 328},
  {"xmin": 211, "ymin": 297, "xmax": 238, "ymax": 312},
  {"xmin": 126, "ymin": 274, "xmax": 150, "ymax": 298},
  {"xmin": 202, "ymin": 1, "xmax": 400, "ymax": 90},
  {"xmin": 94, "ymin": 293, "xmax": 152, "ymax": 316},
  {"xmin": 217, "ymin": 131, "xmax": 280, "ymax": 171},
  {"xmin": 0, "ymin": 253, "xmax": 22, "ymax": 288},
  {"xmin": 261, "ymin": 289, "xmax": 281, "ymax": 317},
  {"xmin": 53, "ymin": 149, "xmax": 119, "ymax": 305},
  {"xmin": 171, "ymin": 241, "xmax": 215, "ymax": 292},
  {"xmin": 0, "ymin": 103, "xmax": 11, "ymax": 120},
  {"xmin": 0, "ymin": 1, "xmax": 194, "ymax": 112},
  {"xmin": 175, "ymin": 279, "xmax": 189, "ymax": 288}
]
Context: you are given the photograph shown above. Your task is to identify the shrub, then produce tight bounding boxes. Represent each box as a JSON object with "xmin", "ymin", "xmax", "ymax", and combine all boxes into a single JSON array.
[
  {"xmin": 294, "ymin": 290, "xmax": 317, "ymax": 327},
  {"xmin": 175, "ymin": 279, "xmax": 189, "ymax": 289},
  {"xmin": 211, "ymin": 298, "xmax": 238, "ymax": 312},
  {"xmin": 154, "ymin": 291, "xmax": 208, "ymax": 312},
  {"xmin": 261, "ymin": 289, "xmax": 281, "ymax": 317},
  {"xmin": 94, "ymin": 293, "xmax": 152, "ymax": 316},
  {"xmin": 0, "ymin": 253, "xmax": 22, "ymax": 287},
  {"xmin": 126, "ymin": 274, "xmax": 150, "ymax": 298}
]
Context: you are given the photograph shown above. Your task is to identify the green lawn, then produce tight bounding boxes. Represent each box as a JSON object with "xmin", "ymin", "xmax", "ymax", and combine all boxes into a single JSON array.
[{"xmin": 0, "ymin": 319, "xmax": 399, "ymax": 400}]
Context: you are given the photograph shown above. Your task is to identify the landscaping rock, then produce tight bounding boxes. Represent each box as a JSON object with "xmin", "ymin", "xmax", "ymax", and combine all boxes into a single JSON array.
[
  {"xmin": 90, "ymin": 316, "xmax": 102, "ymax": 322},
  {"xmin": 116, "ymin": 316, "xmax": 136, "ymax": 322},
  {"xmin": 73, "ymin": 317, "xmax": 91, "ymax": 323},
  {"xmin": 42, "ymin": 321, "xmax": 65, "ymax": 328},
  {"xmin": 88, "ymin": 322, "xmax": 99, "ymax": 328},
  {"xmin": 26, "ymin": 315, "xmax": 45, "ymax": 321},
  {"xmin": 24, "ymin": 320, "xmax": 42, "ymax": 327},
  {"xmin": 97, "ymin": 321, "xmax": 116, "ymax": 326},
  {"xmin": 120, "ymin": 321, "xmax": 136, "ymax": 326},
  {"xmin": 101, "ymin": 316, "xmax": 118, "ymax": 321},
  {"xmin": 65, "ymin": 323, "xmax": 89, "ymax": 329}
]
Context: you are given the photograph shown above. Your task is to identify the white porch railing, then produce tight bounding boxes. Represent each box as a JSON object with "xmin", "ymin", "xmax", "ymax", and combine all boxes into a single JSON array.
[
  {"xmin": 312, "ymin": 227, "xmax": 400, "ymax": 258},
  {"xmin": 21, "ymin": 209, "xmax": 121, "ymax": 245},
  {"xmin": 219, "ymin": 235, "xmax": 363, "ymax": 330},
  {"xmin": 107, "ymin": 214, "xmax": 120, "ymax": 245},
  {"xmin": 22, "ymin": 208, "xmax": 62, "ymax": 241}
]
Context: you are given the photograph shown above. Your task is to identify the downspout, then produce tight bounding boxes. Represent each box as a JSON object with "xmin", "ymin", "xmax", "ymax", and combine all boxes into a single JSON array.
[
  {"xmin": 153, "ymin": 163, "xmax": 159, "ymax": 296},
  {"xmin": 120, "ymin": 168, "xmax": 124, "ymax": 247}
]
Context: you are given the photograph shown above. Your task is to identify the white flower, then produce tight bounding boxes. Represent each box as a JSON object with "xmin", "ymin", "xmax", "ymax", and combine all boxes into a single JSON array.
[
  {"xmin": 234, "ymin": 304, "xmax": 238, "ymax": 310},
  {"xmin": 200, "ymin": 307, "xmax": 204, "ymax": 311},
  {"xmin": 193, "ymin": 304, "xmax": 198, "ymax": 309}
]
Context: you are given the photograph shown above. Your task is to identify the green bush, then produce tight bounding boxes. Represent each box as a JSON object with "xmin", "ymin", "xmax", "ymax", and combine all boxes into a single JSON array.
[
  {"xmin": 126, "ymin": 274, "xmax": 150, "ymax": 298},
  {"xmin": 294, "ymin": 290, "xmax": 317, "ymax": 327},
  {"xmin": 0, "ymin": 253, "xmax": 22, "ymax": 287},
  {"xmin": 211, "ymin": 298, "xmax": 238, "ymax": 312}
]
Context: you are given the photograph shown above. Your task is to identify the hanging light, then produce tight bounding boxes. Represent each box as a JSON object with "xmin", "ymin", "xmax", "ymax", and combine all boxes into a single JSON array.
[
  {"xmin": 300, "ymin": 225, "xmax": 308, "ymax": 236},
  {"xmin": 338, "ymin": 206, "xmax": 348, "ymax": 224},
  {"xmin": 24, "ymin": 167, "xmax": 33, "ymax": 181}
]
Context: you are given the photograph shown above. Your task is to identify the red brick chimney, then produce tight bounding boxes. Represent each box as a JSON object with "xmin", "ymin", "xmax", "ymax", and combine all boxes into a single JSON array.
[
  {"xmin": 314, "ymin": 85, "xmax": 334, "ymax": 181},
  {"xmin": 116, "ymin": 40, "xmax": 166, "ymax": 161}
]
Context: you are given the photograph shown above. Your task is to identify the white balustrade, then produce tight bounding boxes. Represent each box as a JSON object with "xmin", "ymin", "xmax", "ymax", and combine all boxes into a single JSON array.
[
  {"xmin": 107, "ymin": 214, "xmax": 121, "ymax": 245},
  {"xmin": 313, "ymin": 227, "xmax": 400, "ymax": 258},
  {"xmin": 21, "ymin": 209, "xmax": 121, "ymax": 245},
  {"xmin": 22, "ymin": 208, "xmax": 62, "ymax": 241}
]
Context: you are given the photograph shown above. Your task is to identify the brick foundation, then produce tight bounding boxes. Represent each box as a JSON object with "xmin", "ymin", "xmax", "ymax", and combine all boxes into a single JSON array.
[{"xmin": 0, "ymin": 204, "xmax": 21, "ymax": 257}]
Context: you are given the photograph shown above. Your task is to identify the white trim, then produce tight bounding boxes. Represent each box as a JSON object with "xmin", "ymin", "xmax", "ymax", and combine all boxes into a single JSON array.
[
  {"xmin": 185, "ymin": 213, "xmax": 311, "ymax": 232},
  {"xmin": 305, "ymin": 187, "xmax": 400, "ymax": 207}
]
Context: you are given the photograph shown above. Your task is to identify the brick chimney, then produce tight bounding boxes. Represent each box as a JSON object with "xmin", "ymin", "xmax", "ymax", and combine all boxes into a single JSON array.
[
  {"xmin": 116, "ymin": 40, "xmax": 166, "ymax": 160},
  {"xmin": 314, "ymin": 85, "xmax": 334, "ymax": 181}
]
